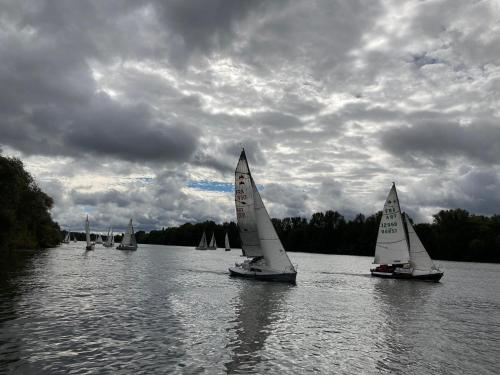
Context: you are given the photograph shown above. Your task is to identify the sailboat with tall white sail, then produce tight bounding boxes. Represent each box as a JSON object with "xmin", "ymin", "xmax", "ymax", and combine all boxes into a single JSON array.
[
  {"xmin": 208, "ymin": 233, "xmax": 217, "ymax": 250},
  {"xmin": 225, "ymin": 233, "xmax": 231, "ymax": 251},
  {"xmin": 196, "ymin": 231, "xmax": 208, "ymax": 250},
  {"xmin": 229, "ymin": 149, "xmax": 297, "ymax": 283},
  {"xmin": 116, "ymin": 219, "xmax": 137, "ymax": 250},
  {"xmin": 103, "ymin": 227, "xmax": 114, "ymax": 248},
  {"xmin": 85, "ymin": 216, "xmax": 94, "ymax": 251},
  {"xmin": 370, "ymin": 183, "xmax": 443, "ymax": 281},
  {"xmin": 96, "ymin": 234, "xmax": 103, "ymax": 245},
  {"xmin": 62, "ymin": 231, "xmax": 70, "ymax": 244}
]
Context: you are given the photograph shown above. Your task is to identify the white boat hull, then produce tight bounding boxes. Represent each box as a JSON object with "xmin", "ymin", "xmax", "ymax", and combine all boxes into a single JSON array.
[{"xmin": 229, "ymin": 266, "xmax": 296, "ymax": 283}]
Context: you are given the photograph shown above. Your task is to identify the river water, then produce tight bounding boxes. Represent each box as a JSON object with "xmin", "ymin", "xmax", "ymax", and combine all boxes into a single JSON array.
[{"xmin": 0, "ymin": 243, "xmax": 499, "ymax": 374}]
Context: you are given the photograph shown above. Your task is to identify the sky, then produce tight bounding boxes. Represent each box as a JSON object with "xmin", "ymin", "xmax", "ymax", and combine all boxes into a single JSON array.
[{"xmin": 1, "ymin": 0, "xmax": 499, "ymax": 232}]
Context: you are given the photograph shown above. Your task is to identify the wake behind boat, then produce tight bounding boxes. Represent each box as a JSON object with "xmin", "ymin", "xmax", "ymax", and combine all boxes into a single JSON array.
[
  {"xmin": 116, "ymin": 219, "xmax": 137, "ymax": 250},
  {"xmin": 370, "ymin": 183, "xmax": 443, "ymax": 281},
  {"xmin": 229, "ymin": 149, "xmax": 297, "ymax": 283}
]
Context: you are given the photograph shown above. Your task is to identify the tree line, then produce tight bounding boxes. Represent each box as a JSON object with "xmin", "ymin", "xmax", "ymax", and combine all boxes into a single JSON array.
[
  {"xmin": 134, "ymin": 209, "xmax": 500, "ymax": 263},
  {"xmin": 0, "ymin": 155, "xmax": 61, "ymax": 250}
]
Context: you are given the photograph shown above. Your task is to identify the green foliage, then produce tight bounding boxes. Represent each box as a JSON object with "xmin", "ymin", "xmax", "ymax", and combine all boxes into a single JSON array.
[
  {"xmin": 0, "ymin": 154, "xmax": 61, "ymax": 250},
  {"xmin": 137, "ymin": 208, "xmax": 498, "ymax": 262}
]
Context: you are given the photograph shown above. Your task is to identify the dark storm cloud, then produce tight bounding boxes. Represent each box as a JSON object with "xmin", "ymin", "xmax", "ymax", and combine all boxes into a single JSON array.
[
  {"xmin": 380, "ymin": 119, "xmax": 500, "ymax": 165},
  {"xmin": 152, "ymin": 0, "xmax": 269, "ymax": 65},
  {"xmin": 0, "ymin": 0, "xmax": 199, "ymax": 163}
]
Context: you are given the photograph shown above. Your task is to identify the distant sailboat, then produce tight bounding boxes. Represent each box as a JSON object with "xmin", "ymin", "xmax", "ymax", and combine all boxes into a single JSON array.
[
  {"xmin": 96, "ymin": 234, "xmax": 103, "ymax": 244},
  {"xmin": 225, "ymin": 233, "xmax": 231, "ymax": 251},
  {"xmin": 208, "ymin": 233, "xmax": 217, "ymax": 250},
  {"xmin": 229, "ymin": 149, "xmax": 297, "ymax": 283},
  {"xmin": 116, "ymin": 219, "xmax": 137, "ymax": 250},
  {"xmin": 370, "ymin": 183, "xmax": 443, "ymax": 281},
  {"xmin": 85, "ymin": 216, "xmax": 94, "ymax": 251},
  {"xmin": 62, "ymin": 232, "xmax": 70, "ymax": 244},
  {"xmin": 196, "ymin": 231, "xmax": 208, "ymax": 250},
  {"xmin": 103, "ymin": 227, "xmax": 114, "ymax": 248}
]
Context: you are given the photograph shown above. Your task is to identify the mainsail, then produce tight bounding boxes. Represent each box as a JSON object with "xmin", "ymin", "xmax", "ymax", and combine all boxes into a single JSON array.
[
  {"xmin": 374, "ymin": 183, "xmax": 410, "ymax": 265},
  {"xmin": 121, "ymin": 219, "xmax": 137, "ymax": 247},
  {"xmin": 235, "ymin": 150, "xmax": 295, "ymax": 273},
  {"xmin": 209, "ymin": 233, "xmax": 217, "ymax": 248},
  {"xmin": 85, "ymin": 216, "xmax": 91, "ymax": 246},
  {"xmin": 198, "ymin": 232, "xmax": 207, "ymax": 248},
  {"xmin": 235, "ymin": 150, "xmax": 263, "ymax": 257},
  {"xmin": 63, "ymin": 232, "xmax": 70, "ymax": 242},
  {"xmin": 225, "ymin": 233, "xmax": 230, "ymax": 250},
  {"xmin": 405, "ymin": 213, "xmax": 436, "ymax": 271}
]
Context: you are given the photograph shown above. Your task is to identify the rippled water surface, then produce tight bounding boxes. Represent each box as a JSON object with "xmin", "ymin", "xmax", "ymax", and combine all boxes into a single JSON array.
[{"xmin": 1, "ymin": 244, "xmax": 499, "ymax": 374}]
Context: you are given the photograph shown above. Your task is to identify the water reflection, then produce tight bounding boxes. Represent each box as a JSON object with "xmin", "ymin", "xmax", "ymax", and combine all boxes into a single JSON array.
[
  {"xmin": 225, "ymin": 282, "xmax": 292, "ymax": 374},
  {"xmin": 372, "ymin": 279, "xmax": 438, "ymax": 374},
  {"xmin": 0, "ymin": 249, "xmax": 49, "ymax": 372}
]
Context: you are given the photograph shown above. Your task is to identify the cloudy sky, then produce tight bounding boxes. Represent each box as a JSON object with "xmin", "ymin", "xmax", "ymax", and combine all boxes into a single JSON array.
[{"xmin": 1, "ymin": 0, "xmax": 499, "ymax": 232}]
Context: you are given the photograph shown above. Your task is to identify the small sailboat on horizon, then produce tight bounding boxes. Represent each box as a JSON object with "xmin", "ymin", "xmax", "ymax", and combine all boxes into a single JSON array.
[
  {"xmin": 229, "ymin": 149, "xmax": 297, "ymax": 283},
  {"xmin": 85, "ymin": 216, "xmax": 94, "ymax": 251},
  {"xmin": 225, "ymin": 232, "xmax": 231, "ymax": 251},
  {"xmin": 62, "ymin": 231, "xmax": 70, "ymax": 244},
  {"xmin": 208, "ymin": 233, "xmax": 217, "ymax": 250},
  {"xmin": 116, "ymin": 219, "xmax": 138, "ymax": 251},
  {"xmin": 103, "ymin": 227, "xmax": 114, "ymax": 248},
  {"xmin": 196, "ymin": 231, "xmax": 208, "ymax": 250},
  {"xmin": 370, "ymin": 183, "xmax": 443, "ymax": 281},
  {"xmin": 96, "ymin": 234, "xmax": 103, "ymax": 245}
]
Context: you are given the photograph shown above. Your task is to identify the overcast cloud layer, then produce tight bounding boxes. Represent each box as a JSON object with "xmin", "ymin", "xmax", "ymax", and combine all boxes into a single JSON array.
[{"xmin": 1, "ymin": 0, "xmax": 499, "ymax": 232}]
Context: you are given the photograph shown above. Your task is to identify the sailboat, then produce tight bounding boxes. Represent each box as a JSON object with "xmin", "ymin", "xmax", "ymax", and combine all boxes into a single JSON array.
[
  {"xmin": 85, "ymin": 216, "xmax": 94, "ymax": 251},
  {"xmin": 370, "ymin": 183, "xmax": 443, "ymax": 281},
  {"xmin": 96, "ymin": 234, "xmax": 103, "ymax": 244},
  {"xmin": 103, "ymin": 227, "xmax": 114, "ymax": 248},
  {"xmin": 72, "ymin": 232, "xmax": 77, "ymax": 242},
  {"xmin": 62, "ymin": 232, "xmax": 70, "ymax": 244},
  {"xmin": 229, "ymin": 149, "xmax": 297, "ymax": 283},
  {"xmin": 116, "ymin": 219, "xmax": 138, "ymax": 250},
  {"xmin": 208, "ymin": 233, "xmax": 217, "ymax": 250},
  {"xmin": 195, "ymin": 231, "xmax": 208, "ymax": 250},
  {"xmin": 225, "ymin": 233, "xmax": 231, "ymax": 251}
]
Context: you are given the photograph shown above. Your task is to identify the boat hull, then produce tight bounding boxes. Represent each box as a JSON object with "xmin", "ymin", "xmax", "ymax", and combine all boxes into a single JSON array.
[
  {"xmin": 195, "ymin": 246, "xmax": 207, "ymax": 250},
  {"xmin": 229, "ymin": 267, "xmax": 297, "ymax": 284},
  {"xmin": 85, "ymin": 245, "xmax": 94, "ymax": 251},
  {"xmin": 116, "ymin": 245, "xmax": 137, "ymax": 251},
  {"xmin": 102, "ymin": 244, "xmax": 113, "ymax": 248},
  {"xmin": 370, "ymin": 270, "xmax": 443, "ymax": 282}
]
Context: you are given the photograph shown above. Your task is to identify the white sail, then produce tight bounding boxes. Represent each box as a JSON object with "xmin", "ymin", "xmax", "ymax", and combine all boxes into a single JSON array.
[
  {"xmin": 198, "ymin": 232, "xmax": 207, "ymax": 248},
  {"xmin": 85, "ymin": 216, "xmax": 91, "ymax": 246},
  {"xmin": 235, "ymin": 150, "xmax": 263, "ymax": 257},
  {"xmin": 96, "ymin": 234, "xmax": 103, "ymax": 244},
  {"xmin": 121, "ymin": 219, "xmax": 136, "ymax": 247},
  {"xmin": 374, "ymin": 183, "xmax": 410, "ymax": 265},
  {"xmin": 63, "ymin": 232, "xmax": 70, "ymax": 242},
  {"xmin": 405, "ymin": 213, "xmax": 436, "ymax": 271},
  {"xmin": 225, "ymin": 233, "xmax": 230, "ymax": 250},
  {"xmin": 209, "ymin": 233, "xmax": 217, "ymax": 248},
  {"xmin": 252, "ymin": 179, "xmax": 295, "ymax": 272},
  {"xmin": 110, "ymin": 228, "xmax": 114, "ymax": 245}
]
